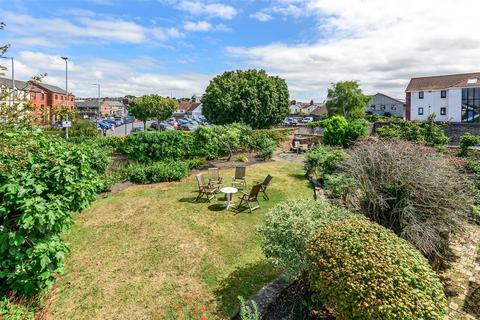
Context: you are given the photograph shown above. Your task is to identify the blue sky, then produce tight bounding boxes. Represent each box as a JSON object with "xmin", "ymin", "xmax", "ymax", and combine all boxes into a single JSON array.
[{"xmin": 1, "ymin": 0, "xmax": 479, "ymax": 100}]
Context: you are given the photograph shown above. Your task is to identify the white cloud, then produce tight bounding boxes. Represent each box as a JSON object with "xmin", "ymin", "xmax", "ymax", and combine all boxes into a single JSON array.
[
  {"xmin": 250, "ymin": 11, "xmax": 273, "ymax": 22},
  {"xmin": 228, "ymin": 0, "xmax": 480, "ymax": 100},
  {"xmin": 177, "ymin": 1, "xmax": 237, "ymax": 20},
  {"xmin": 6, "ymin": 51, "xmax": 211, "ymax": 98},
  {"xmin": 184, "ymin": 21, "xmax": 212, "ymax": 32},
  {"xmin": 1, "ymin": 10, "xmax": 183, "ymax": 46}
]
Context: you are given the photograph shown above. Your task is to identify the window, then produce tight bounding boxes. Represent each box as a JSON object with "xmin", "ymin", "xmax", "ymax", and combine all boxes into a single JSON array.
[
  {"xmin": 370, "ymin": 105, "xmax": 376, "ymax": 110},
  {"xmin": 61, "ymin": 96, "xmax": 64, "ymax": 101},
  {"xmin": 441, "ymin": 90, "xmax": 447, "ymax": 98},
  {"xmin": 41, "ymin": 93, "xmax": 44, "ymax": 100},
  {"xmin": 418, "ymin": 107, "xmax": 424, "ymax": 115},
  {"xmin": 419, "ymin": 91, "xmax": 424, "ymax": 99},
  {"xmin": 440, "ymin": 107, "xmax": 446, "ymax": 115},
  {"xmin": 461, "ymin": 88, "xmax": 480, "ymax": 122},
  {"xmin": 55, "ymin": 94, "xmax": 58, "ymax": 99},
  {"xmin": 391, "ymin": 105, "xmax": 397, "ymax": 111},
  {"xmin": 71, "ymin": 97, "xmax": 74, "ymax": 101},
  {"xmin": 380, "ymin": 105, "xmax": 386, "ymax": 111}
]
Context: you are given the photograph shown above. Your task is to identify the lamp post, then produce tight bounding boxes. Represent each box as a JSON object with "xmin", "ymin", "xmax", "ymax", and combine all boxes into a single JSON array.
[
  {"xmin": 60, "ymin": 56, "xmax": 69, "ymax": 138},
  {"xmin": 92, "ymin": 83, "xmax": 100, "ymax": 118},
  {"xmin": 0, "ymin": 56, "xmax": 14, "ymax": 105}
]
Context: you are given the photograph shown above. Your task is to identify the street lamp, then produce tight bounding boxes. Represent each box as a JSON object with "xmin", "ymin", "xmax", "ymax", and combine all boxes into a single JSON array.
[
  {"xmin": 92, "ymin": 83, "xmax": 100, "ymax": 118},
  {"xmin": 61, "ymin": 56, "xmax": 69, "ymax": 138},
  {"xmin": 0, "ymin": 56, "xmax": 14, "ymax": 105}
]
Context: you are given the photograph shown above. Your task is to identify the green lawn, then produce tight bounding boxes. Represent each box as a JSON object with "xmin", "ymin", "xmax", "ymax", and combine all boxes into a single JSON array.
[{"xmin": 48, "ymin": 161, "xmax": 311, "ymax": 319}]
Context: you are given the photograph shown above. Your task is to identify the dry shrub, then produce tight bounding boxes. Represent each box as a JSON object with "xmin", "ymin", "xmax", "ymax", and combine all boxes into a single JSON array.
[{"xmin": 338, "ymin": 138, "xmax": 471, "ymax": 265}]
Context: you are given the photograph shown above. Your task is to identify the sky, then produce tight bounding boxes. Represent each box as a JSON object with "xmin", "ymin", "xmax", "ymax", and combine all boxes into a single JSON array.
[{"xmin": 0, "ymin": 0, "xmax": 479, "ymax": 101}]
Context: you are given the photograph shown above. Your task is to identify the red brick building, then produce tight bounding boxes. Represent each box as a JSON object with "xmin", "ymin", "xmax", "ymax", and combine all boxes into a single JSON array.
[{"xmin": 30, "ymin": 82, "xmax": 75, "ymax": 110}]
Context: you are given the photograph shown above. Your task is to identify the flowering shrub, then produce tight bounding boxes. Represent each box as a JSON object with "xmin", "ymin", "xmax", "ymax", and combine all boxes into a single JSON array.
[
  {"xmin": 306, "ymin": 220, "xmax": 446, "ymax": 320},
  {"xmin": 0, "ymin": 130, "xmax": 107, "ymax": 296},
  {"xmin": 258, "ymin": 199, "xmax": 365, "ymax": 273}
]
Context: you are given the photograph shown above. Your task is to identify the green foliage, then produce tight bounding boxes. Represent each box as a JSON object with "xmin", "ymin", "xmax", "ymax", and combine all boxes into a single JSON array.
[
  {"xmin": 306, "ymin": 220, "xmax": 446, "ymax": 320},
  {"xmin": 324, "ymin": 173, "xmax": 357, "ymax": 201},
  {"xmin": 305, "ymin": 145, "xmax": 347, "ymax": 179},
  {"xmin": 258, "ymin": 199, "xmax": 364, "ymax": 274},
  {"xmin": 124, "ymin": 130, "xmax": 190, "ymax": 162},
  {"xmin": 365, "ymin": 112, "xmax": 381, "ymax": 122},
  {"xmin": 321, "ymin": 115, "xmax": 368, "ymax": 147},
  {"xmin": 202, "ymin": 69, "xmax": 290, "ymax": 129},
  {"xmin": 185, "ymin": 157, "xmax": 206, "ymax": 170},
  {"xmin": 238, "ymin": 296, "xmax": 260, "ymax": 320},
  {"xmin": 459, "ymin": 132, "xmax": 480, "ymax": 157},
  {"xmin": 98, "ymin": 171, "xmax": 124, "ymax": 193},
  {"xmin": 235, "ymin": 153, "xmax": 249, "ymax": 162},
  {"xmin": 128, "ymin": 94, "xmax": 175, "ymax": 127},
  {"xmin": 68, "ymin": 121, "xmax": 100, "ymax": 137},
  {"xmin": 0, "ymin": 130, "xmax": 107, "ymax": 296},
  {"xmin": 376, "ymin": 115, "xmax": 449, "ymax": 147},
  {"xmin": 120, "ymin": 161, "xmax": 188, "ymax": 184},
  {"xmin": 0, "ymin": 295, "xmax": 35, "ymax": 320},
  {"xmin": 325, "ymin": 81, "xmax": 371, "ymax": 119}
]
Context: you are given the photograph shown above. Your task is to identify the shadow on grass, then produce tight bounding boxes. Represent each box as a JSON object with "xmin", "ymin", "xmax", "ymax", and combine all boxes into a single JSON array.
[
  {"xmin": 213, "ymin": 260, "xmax": 278, "ymax": 318},
  {"xmin": 288, "ymin": 173, "xmax": 307, "ymax": 181},
  {"xmin": 464, "ymin": 281, "xmax": 480, "ymax": 318},
  {"xmin": 208, "ymin": 203, "xmax": 226, "ymax": 212},
  {"xmin": 178, "ymin": 197, "xmax": 198, "ymax": 203}
]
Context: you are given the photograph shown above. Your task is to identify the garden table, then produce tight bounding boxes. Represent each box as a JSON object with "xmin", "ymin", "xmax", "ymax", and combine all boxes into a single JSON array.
[{"xmin": 220, "ymin": 186, "xmax": 238, "ymax": 209}]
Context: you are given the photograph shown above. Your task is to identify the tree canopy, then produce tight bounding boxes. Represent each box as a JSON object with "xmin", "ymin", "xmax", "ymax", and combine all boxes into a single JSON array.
[
  {"xmin": 202, "ymin": 69, "xmax": 290, "ymax": 129},
  {"xmin": 326, "ymin": 81, "xmax": 370, "ymax": 119},
  {"xmin": 128, "ymin": 94, "xmax": 176, "ymax": 129}
]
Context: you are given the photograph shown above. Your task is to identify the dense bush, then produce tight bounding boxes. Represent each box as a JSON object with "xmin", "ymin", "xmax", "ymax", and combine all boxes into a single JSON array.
[
  {"xmin": 68, "ymin": 121, "xmax": 100, "ymax": 137},
  {"xmin": 376, "ymin": 115, "xmax": 449, "ymax": 147},
  {"xmin": 124, "ymin": 130, "xmax": 191, "ymax": 161},
  {"xmin": 120, "ymin": 161, "xmax": 188, "ymax": 184},
  {"xmin": 304, "ymin": 145, "xmax": 347, "ymax": 179},
  {"xmin": 315, "ymin": 115, "xmax": 368, "ymax": 147},
  {"xmin": 337, "ymin": 138, "xmax": 471, "ymax": 264},
  {"xmin": 0, "ymin": 130, "xmax": 107, "ymax": 296},
  {"xmin": 258, "ymin": 199, "xmax": 365, "ymax": 273},
  {"xmin": 306, "ymin": 220, "xmax": 446, "ymax": 320},
  {"xmin": 459, "ymin": 132, "xmax": 480, "ymax": 156}
]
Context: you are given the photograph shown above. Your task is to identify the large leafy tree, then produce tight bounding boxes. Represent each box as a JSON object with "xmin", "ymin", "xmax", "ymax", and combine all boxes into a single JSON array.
[
  {"xmin": 128, "ymin": 94, "xmax": 175, "ymax": 130},
  {"xmin": 326, "ymin": 81, "xmax": 371, "ymax": 119},
  {"xmin": 202, "ymin": 69, "xmax": 290, "ymax": 129}
]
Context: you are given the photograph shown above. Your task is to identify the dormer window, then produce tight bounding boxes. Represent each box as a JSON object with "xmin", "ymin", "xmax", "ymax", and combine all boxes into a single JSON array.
[{"xmin": 419, "ymin": 91, "xmax": 424, "ymax": 99}]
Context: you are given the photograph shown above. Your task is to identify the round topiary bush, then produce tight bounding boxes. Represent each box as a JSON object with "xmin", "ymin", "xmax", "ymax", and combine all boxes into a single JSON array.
[{"xmin": 306, "ymin": 220, "xmax": 446, "ymax": 320}]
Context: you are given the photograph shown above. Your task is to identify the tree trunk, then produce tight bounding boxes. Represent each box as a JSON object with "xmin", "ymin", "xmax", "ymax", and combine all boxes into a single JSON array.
[{"xmin": 143, "ymin": 120, "xmax": 147, "ymax": 131}]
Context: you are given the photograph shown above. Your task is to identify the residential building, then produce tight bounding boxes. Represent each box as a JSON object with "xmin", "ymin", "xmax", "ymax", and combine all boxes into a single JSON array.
[
  {"xmin": 75, "ymin": 99, "xmax": 101, "ymax": 118},
  {"xmin": 0, "ymin": 78, "xmax": 38, "ymax": 107},
  {"xmin": 31, "ymin": 82, "xmax": 74, "ymax": 109},
  {"xmin": 175, "ymin": 101, "xmax": 202, "ymax": 118},
  {"xmin": 405, "ymin": 72, "xmax": 480, "ymax": 122},
  {"xmin": 367, "ymin": 93, "xmax": 405, "ymax": 118},
  {"xmin": 290, "ymin": 100, "xmax": 323, "ymax": 115},
  {"xmin": 310, "ymin": 104, "xmax": 327, "ymax": 118}
]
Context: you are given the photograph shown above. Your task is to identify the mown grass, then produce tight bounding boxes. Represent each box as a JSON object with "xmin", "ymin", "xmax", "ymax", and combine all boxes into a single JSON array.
[{"xmin": 48, "ymin": 161, "xmax": 311, "ymax": 319}]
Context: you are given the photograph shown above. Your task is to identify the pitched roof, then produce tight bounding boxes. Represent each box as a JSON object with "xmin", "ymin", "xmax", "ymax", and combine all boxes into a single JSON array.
[
  {"xmin": 33, "ymin": 82, "xmax": 68, "ymax": 94},
  {"xmin": 75, "ymin": 100, "xmax": 100, "ymax": 108},
  {"xmin": 0, "ymin": 77, "xmax": 44, "ymax": 92},
  {"xmin": 177, "ymin": 102, "xmax": 201, "ymax": 112},
  {"xmin": 371, "ymin": 92, "xmax": 405, "ymax": 104},
  {"xmin": 310, "ymin": 104, "xmax": 327, "ymax": 116},
  {"xmin": 406, "ymin": 72, "xmax": 480, "ymax": 92}
]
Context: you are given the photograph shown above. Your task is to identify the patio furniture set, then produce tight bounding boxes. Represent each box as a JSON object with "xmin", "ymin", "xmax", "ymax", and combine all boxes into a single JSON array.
[{"xmin": 195, "ymin": 167, "xmax": 272, "ymax": 213}]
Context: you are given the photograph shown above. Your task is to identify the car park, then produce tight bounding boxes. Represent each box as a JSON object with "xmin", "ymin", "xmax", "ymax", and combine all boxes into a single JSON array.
[{"xmin": 302, "ymin": 117, "xmax": 314, "ymax": 123}]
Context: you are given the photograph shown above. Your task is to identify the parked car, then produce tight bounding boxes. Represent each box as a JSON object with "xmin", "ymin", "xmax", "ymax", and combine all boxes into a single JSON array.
[
  {"xmin": 302, "ymin": 117, "xmax": 314, "ymax": 123},
  {"xmin": 180, "ymin": 123, "xmax": 198, "ymax": 131},
  {"xmin": 124, "ymin": 116, "xmax": 135, "ymax": 124},
  {"xmin": 96, "ymin": 120, "xmax": 113, "ymax": 129},
  {"xmin": 131, "ymin": 127, "xmax": 144, "ymax": 132},
  {"xmin": 160, "ymin": 122, "xmax": 175, "ymax": 130},
  {"xmin": 115, "ymin": 120, "xmax": 123, "ymax": 126}
]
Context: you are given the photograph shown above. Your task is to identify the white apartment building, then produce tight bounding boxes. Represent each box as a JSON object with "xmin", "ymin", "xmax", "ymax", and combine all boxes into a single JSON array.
[{"xmin": 406, "ymin": 72, "xmax": 480, "ymax": 122}]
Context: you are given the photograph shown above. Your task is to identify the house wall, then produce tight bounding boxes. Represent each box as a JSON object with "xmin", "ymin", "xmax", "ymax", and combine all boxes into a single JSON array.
[
  {"xmin": 367, "ymin": 94, "xmax": 404, "ymax": 118},
  {"xmin": 410, "ymin": 89, "xmax": 461, "ymax": 122}
]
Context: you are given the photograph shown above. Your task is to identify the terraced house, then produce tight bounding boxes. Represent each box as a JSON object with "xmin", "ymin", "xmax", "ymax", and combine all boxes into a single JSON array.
[{"xmin": 406, "ymin": 72, "xmax": 480, "ymax": 122}]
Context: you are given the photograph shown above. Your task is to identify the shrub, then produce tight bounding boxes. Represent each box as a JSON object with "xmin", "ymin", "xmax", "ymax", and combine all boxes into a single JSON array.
[
  {"xmin": 306, "ymin": 220, "xmax": 446, "ymax": 320},
  {"xmin": 0, "ymin": 295, "xmax": 36, "ymax": 320},
  {"xmin": 304, "ymin": 145, "xmax": 347, "ymax": 180},
  {"xmin": 321, "ymin": 115, "xmax": 368, "ymax": 147},
  {"xmin": 98, "ymin": 170, "xmax": 124, "ymax": 193},
  {"xmin": 236, "ymin": 153, "xmax": 249, "ymax": 162},
  {"xmin": 459, "ymin": 132, "xmax": 480, "ymax": 157},
  {"xmin": 0, "ymin": 130, "xmax": 104, "ymax": 296},
  {"xmin": 185, "ymin": 157, "xmax": 206, "ymax": 170},
  {"xmin": 258, "ymin": 199, "xmax": 365, "ymax": 273},
  {"xmin": 337, "ymin": 138, "xmax": 471, "ymax": 264},
  {"xmin": 124, "ymin": 130, "xmax": 190, "ymax": 162},
  {"xmin": 376, "ymin": 115, "xmax": 449, "ymax": 147},
  {"xmin": 121, "ymin": 161, "xmax": 188, "ymax": 184},
  {"xmin": 68, "ymin": 121, "xmax": 100, "ymax": 137},
  {"xmin": 253, "ymin": 137, "xmax": 277, "ymax": 160}
]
